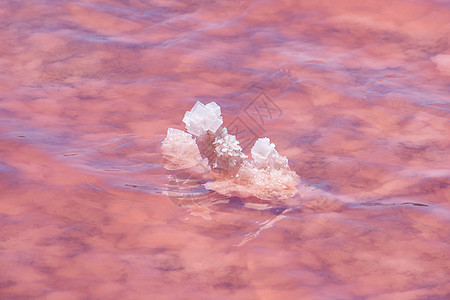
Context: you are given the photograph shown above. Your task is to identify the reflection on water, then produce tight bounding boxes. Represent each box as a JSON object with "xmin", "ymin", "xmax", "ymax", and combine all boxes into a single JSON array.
[{"xmin": 1, "ymin": 0, "xmax": 449, "ymax": 299}]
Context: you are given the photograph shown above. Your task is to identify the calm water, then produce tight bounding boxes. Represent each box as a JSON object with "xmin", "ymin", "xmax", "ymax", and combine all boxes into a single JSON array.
[{"xmin": 1, "ymin": 0, "xmax": 449, "ymax": 299}]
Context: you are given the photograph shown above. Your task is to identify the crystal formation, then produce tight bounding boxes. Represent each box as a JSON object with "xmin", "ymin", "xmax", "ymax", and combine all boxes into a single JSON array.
[
  {"xmin": 162, "ymin": 101, "xmax": 300, "ymax": 200},
  {"xmin": 182, "ymin": 101, "xmax": 223, "ymax": 136}
]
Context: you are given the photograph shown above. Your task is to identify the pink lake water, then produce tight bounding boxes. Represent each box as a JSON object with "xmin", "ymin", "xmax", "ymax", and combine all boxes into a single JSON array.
[{"xmin": 1, "ymin": 0, "xmax": 450, "ymax": 299}]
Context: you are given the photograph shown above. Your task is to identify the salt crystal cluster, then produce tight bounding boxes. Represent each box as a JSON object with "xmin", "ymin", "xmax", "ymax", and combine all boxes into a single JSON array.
[
  {"xmin": 162, "ymin": 101, "xmax": 300, "ymax": 200},
  {"xmin": 181, "ymin": 101, "xmax": 247, "ymax": 173},
  {"xmin": 206, "ymin": 137, "xmax": 299, "ymax": 200}
]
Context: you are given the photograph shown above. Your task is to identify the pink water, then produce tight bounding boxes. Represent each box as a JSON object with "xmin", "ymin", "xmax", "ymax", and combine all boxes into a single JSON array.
[{"xmin": 1, "ymin": 0, "xmax": 449, "ymax": 299}]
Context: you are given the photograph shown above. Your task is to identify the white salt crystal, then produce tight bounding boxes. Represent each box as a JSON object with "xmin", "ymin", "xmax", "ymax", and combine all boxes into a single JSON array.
[
  {"xmin": 161, "ymin": 128, "xmax": 203, "ymax": 169},
  {"xmin": 182, "ymin": 101, "xmax": 247, "ymax": 172},
  {"xmin": 161, "ymin": 128, "xmax": 198, "ymax": 157},
  {"xmin": 251, "ymin": 138, "xmax": 275, "ymax": 166},
  {"xmin": 182, "ymin": 101, "xmax": 223, "ymax": 137},
  {"xmin": 212, "ymin": 128, "xmax": 247, "ymax": 171},
  {"xmin": 251, "ymin": 137, "xmax": 289, "ymax": 170}
]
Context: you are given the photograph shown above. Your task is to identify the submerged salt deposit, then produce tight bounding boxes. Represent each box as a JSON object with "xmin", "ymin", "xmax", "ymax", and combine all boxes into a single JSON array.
[{"xmin": 162, "ymin": 101, "xmax": 300, "ymax": 200}]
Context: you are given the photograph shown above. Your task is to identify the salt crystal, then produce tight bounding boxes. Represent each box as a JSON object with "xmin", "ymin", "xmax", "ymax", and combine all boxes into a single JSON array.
[
  {"xmin": 182, "ymin": 101, "xmax": 223, "ymax": 137},
  {"xmin": 161, "ymin": 128, "xmax": 198, "ymax": 157},
  {"xmin": 251, "ymin": 137, "xmax": 289, "ymax": 170},
  {"xmin": 251, "ymin": 138, "xmax": 275, "ymax": 167},
  {"xmin": 161, "ymin": 128, "xmax": 203, "ymax": 169},
  {"xmin": 212, "ymin": 128, "xmax": 247, "ymax": 171}
]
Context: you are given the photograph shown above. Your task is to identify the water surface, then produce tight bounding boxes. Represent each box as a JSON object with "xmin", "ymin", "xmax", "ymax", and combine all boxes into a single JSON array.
[{"xmin": 0, "ymin": 0, "xmax": 449, "ymax": 299}]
